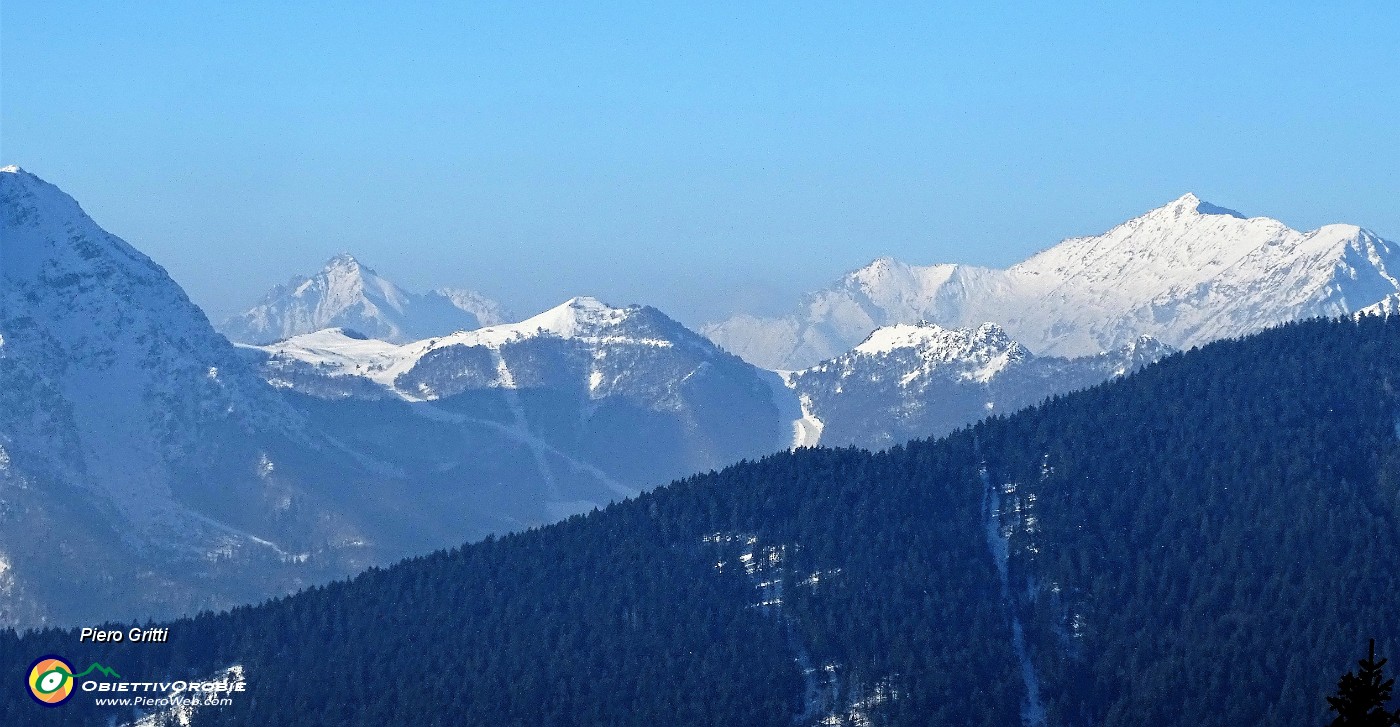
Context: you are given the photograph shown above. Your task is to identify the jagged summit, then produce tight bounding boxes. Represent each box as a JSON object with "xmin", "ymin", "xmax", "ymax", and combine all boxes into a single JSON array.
[
  {"xmin": 831, "ymin": 321, "xmax": 1029, "ymax": 388},
  {"xmin": 706, "ymin": 194, "xmax": 1399, "ymax": 369},
  {"xmin": 220, "ymin": 254, "xmax": 508, "ymax": 344},
  {"xmin": 853, "ymin": 321, "xmax": 1020, "ymax": 358},
  {"xmin": 0, "ymin": 164, "xmax": 23, "ymax": 174},
  {"xmin": 316, "ymin": 252, "xmax": 369, "ymax": 282},
  {"xmin": 248, "ymin": 294, "xmax": 733, "ymax": 401},
  {"xmin": 1159, "ymin": 192, "xmax": 1204, "ymax": 214},
  {"xmin": 1146, "ymin": 192, "xmax": 1242, "ymax": 220},
  {"xmin": 788, "ymin": 319, "xmax": 1174, "ymax": 448},
  {"xmin": 6, "ymin": 169, "xmax": 787, "ymax": 629}
]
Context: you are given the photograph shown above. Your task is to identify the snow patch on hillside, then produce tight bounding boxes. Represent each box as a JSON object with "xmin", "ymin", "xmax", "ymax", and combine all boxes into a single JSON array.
[
  {"xmin": 704, "ymin": 531, "xmax": 897, "ymax": 726},
  {"xmin": 122, "ymin": 665, "xmax": 245, "ymax": 727},
  {"xmin": 981, "ymin": 468, "xmax": 1047, "ymax": 727}
]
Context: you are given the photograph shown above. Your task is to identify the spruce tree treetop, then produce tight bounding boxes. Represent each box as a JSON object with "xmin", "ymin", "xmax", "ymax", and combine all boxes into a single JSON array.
[{"xmin": 1328, "ymin": 640, "xmax": 1400, "ymax": 726}]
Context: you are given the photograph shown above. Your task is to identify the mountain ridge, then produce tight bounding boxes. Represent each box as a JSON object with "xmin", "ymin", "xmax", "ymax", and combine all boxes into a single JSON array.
[
  {"xmin": 1, "ymin": 168, "xmax": 790, "ymax": 628},
  {"xmin": 9, "ymin": 315, "xmax": 1398, "ymax": 726},
  {"xmin": 7, "ymin": 165, "xmax": 1390, "ymax": 643},
  {"xmin": 704, "ymin": 193, "xmax": 1400, "ymax": 369},
  {"xmin": 245, "ymin": 296, "xmax": 750, "ymax": 403},
  {"xmin": 220, "ymin": 253, "xmax": 509, "ymax": 344},
  {"xmin": 785, "ymin": 320, "xmax": 1174, "ymax": 449}
]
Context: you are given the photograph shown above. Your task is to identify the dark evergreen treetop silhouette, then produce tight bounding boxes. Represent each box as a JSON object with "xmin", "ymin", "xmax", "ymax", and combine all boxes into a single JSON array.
[{"xmin": 1329, "ymin": 640, "xmax": 1400, "ymax": 726}]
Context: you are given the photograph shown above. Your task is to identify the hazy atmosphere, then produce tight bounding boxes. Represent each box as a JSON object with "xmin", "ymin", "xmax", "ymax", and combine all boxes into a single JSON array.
[
  {"xmin": 8, "ymin": 4, "xmax": 1400, "ymax": 725},
  {"xmin": 5, "ymin": 1, "xmax": 1398, "ymax": 325}
]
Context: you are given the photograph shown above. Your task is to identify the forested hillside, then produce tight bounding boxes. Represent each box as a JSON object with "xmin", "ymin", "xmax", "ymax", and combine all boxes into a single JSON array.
[{"xmin": 7, "ymin": 316, "xmax": 1400, "ymax": 726}]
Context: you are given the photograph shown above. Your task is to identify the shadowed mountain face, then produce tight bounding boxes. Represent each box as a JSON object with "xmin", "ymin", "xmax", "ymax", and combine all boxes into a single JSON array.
[
  {"xmin": 1, "ymin": 166, "xmax": 370, "ymax": 626},
  {"xmin": 8, "ymin": 316, "xmax": 1400, "ymax": 727},
  {"xmin": 0, "ymin": 168, "xmax": 790, "ymax": 628},
  {"xmin": 241, "ymin": 297, "xmax": 795, "ymax": 520},
  {"xmin": 705, "ymin": 193, "xmax": 1400, "ymax": 369}
]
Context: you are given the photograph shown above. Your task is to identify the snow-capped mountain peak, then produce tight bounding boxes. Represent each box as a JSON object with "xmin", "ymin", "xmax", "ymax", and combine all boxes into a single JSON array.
[
  {"xmin": 436, "ymin": 287, "xmax": 509, "ymax": 328},
  {"xmin": 220, "ymin": 254, "xmax": 508, "ymax": 344},
  {"xmin": 326, "ymin": 251, "xmax": 361, "ymax": 268},
  {"xmin": 418, "ymin": 296, "xmax": 675, "ymax": 351},
  {"xmin": 788, "ymin": 321, "xmax": 1174, "ymax": 449},
  {"xmin": 1, "ymin": 166, "xmax": 275, "ymax": 412},
  {"xmin": 707, "ymin": 193, "xmax": 1399, "ymax": 368},
  {"xmin": 853, "ymin": 321, "xmax": 1019, "ymax": 359},
  {"xmin": 0, "ymin": 166, "xmax": 385, "ymax": 624},
  {"xmin": 6, "ymin": 168, "xmax": 790, "ymax": 628},
  {"xmin": 1128, "ymin": 192, "xmax": 1241, "ymax": 222},
  {"xmin": 839, "ymin": 322, "xmax": 1028, "ymax": 386},
  {"xmin": 2, "ymin": 166, "xmax": 102, "ymax": 280},
  {"xmin": 1152, "ymin": 192, "xmax": 1242, "ymax": 219},
  {"xmin": 247, "ymin": 296, "xmax": 737, "ymax": 402},
  {"xmin": 309, "ymin": 253, "xmax": 413, "ymax": 313},
  {"xmin": 517, "ymin": 296, "xmax": 631, "ymax": 338},
  {"xmin": 1159, "ymin": 191, "xmax": 1204, "ymax": 215}
]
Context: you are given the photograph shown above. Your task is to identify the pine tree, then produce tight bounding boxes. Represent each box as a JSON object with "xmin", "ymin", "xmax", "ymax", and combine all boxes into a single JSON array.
[{"xmin": 1328, "ymin": 640, "xmax": 1400, "ymax": 726}]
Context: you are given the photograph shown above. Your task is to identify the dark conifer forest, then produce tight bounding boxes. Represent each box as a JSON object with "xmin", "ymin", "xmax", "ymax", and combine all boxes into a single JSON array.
[{"xmin": 7, "ymin": 316, "xmax": 1400, "ymax": 725}]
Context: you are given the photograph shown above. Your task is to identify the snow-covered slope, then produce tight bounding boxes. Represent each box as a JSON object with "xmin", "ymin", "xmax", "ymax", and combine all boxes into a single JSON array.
[
  {"xmin": 0, "ymin": 166, "xmax": 1215, "ymax": 632},
  {"xmin": 850, "ymin": 322, "xmax": 1032, "ymax": 384},
  {"xmin": 1358, "ymin": 292, "xmax": 1400, "ymax": 318},
  {"xmin": 249, "ymin": 297, "xmax": 744, "ymax": 401},
  {"xmin": 436, "ymin": 287, "xmax": 510, "ymax": 329},
  {"xmin": 705, "ymin": 194, "xmax": 1400, "ymax": 369},
  {"xmin": 248, "ymin": 303, "xmax": 1171, "ymax": 457},
  {"xmin": 0, "ymin": 165, "xmax": 360, "ymax": 627},
  {"xmin": 220, "ymin": 253, "xmax": 508, "ymax": 344},
  {"xmin": 1, "ymin": 168, "xmax": 783, "ymax": 629},
  {"xmin": 242, "ymin": 297, "xmax": 797, "ymax": 491},
  {"xmin": 786, "ymin": 321, "xmax": 1174, "ymax": 449}
]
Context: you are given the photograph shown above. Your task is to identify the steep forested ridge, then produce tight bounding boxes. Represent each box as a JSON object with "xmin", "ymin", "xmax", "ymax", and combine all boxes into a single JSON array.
[
  {"xmin": 981, "ymin": 316, "xmax": 1400, "ymax": 725},
  {"xmin": 7, "ymin": 316, "xmax": 1400, "ymax": 726}
]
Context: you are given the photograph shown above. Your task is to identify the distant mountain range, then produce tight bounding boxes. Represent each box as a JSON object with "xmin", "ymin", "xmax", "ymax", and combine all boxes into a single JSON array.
[
  {"xmin": 704, "ymin": 193, "xmax": 1400, "ymax": 369},
  {"xmin": 5, "ymin": 165, "xmax": 1399, "ymax": 630},
  {"xmin": 0, "ymin": 168, "xmax": 784, "ymax": 627},
  {"xmin": 240, "ymin": 295, "xmax": 793, "ymax": 518},
  {"xmin": 219, "ymin": 253, "xmax": 509, "ymax": 344},
  {"xmin": 11, "ymin": 315, "xmax": 1400, "ymax": 727},
  {"xmin": 238, "ymin": 303, "xmax": 1172, "ymax": 453}
]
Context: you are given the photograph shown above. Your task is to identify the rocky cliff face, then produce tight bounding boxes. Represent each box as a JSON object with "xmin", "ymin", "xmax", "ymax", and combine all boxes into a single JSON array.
[{"xmin": 786, "ymin": 322, "xmax": 1173, "ymax": 449}]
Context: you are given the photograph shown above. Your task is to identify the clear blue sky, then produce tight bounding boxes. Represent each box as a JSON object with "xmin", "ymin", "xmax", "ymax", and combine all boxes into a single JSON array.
[{"xmin": 5, "ymin": 2, "xmax": 1398, "ymax": 324}]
